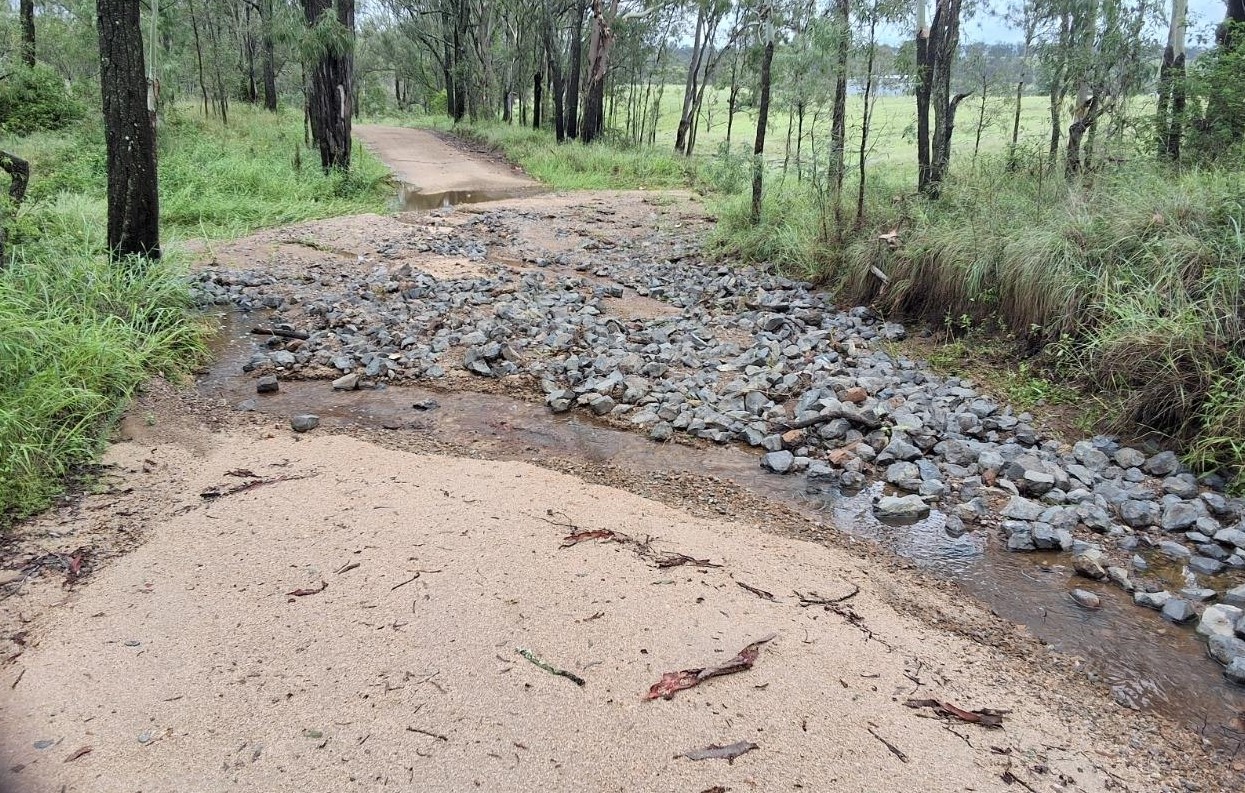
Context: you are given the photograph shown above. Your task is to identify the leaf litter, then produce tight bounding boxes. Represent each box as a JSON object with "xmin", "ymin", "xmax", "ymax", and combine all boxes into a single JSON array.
[
  {"xmin": 677, "ymin": 741, "xmax": 758, "ymax": 763},
  {"xmin": 645, "ymin": 634, "xmax": 776, "ymax": 700},
  {"xmin": 905, "ymin": 698, "xmax": 1008, "ymax": 728}
]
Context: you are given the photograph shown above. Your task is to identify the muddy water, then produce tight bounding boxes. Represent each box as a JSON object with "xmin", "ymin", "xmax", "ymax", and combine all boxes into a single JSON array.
[
  {"xmin": 395, "ymin": 183, "xmax": 548, "ymax": 213},
  {"xmin": 201, "ymin": 311, "xmax": 1245, "ymax": 744}
]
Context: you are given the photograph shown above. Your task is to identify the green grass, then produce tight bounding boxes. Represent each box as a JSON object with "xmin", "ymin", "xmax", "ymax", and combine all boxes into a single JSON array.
[{"xmin": 0, "ymin": 104, "xmax": 391, "ymax": 525}]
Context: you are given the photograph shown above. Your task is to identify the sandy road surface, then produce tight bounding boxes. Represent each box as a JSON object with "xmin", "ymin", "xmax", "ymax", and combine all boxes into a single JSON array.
[{"xmin": 354, "ymin": 126, "xmax": 536, "ymax": 194}]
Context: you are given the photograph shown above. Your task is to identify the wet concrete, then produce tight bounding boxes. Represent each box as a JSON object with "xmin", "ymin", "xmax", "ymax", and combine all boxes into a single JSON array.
[{"xmin": 201, "ymin": 310, "xmax": 1245, "ymax": 746}]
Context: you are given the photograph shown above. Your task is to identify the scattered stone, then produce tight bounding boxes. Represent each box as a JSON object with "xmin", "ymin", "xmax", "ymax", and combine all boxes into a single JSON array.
[
  {"xmin": 1070, "ymin": 589, "xmax": 1101, "ymax": 609},
  {"xmin": 874, "ymin": 494, "xmax": 930, "ymax": 520},
  {"xmin": 1196, "ymin": 604, "xmax": 1244, "ymax": 639},
  {"xmin": 332, "ymin": 372, "xmax": 361, "ymax": 391},
  {"xmin": 650, "ymin": 422, "xmax": 673, "ymax": 442},
  {"xmin": 1134, "ymin": 590, "xmax": 1172, "ymax": 610},
  {"xmin": 761, "ymin": 450, "xmax": 795, "ymax": 474},
  {"xmin": 1072, "ymin": 549, "xmax": 1107, "ymax": 580},
  {"xmin": 1223, "ymin": 585, "xmax": 1245, "ymax": 608},
  {"xmin": 1207, "ymin": 634, "xmax": 1245, "ymax": 666},
  {"xmin": 1187, "ymin": 555, "xmax": 1225, "ymax": 576},
  {"xmin": 1225, "ymin": 657, "xmax": 1245, "ymax": 685},
  {"xmin": 256, "ymin": 375, "xmax": 279, "ymax": 394},
  {"xmin": 1160, "ymin": 598, "xmax": 1197, "ymax": 624},
  {"xmin": 1113, "ymin": 447, "xmax": 1146, "ymax": 469},
  {"xmin": 291, "ymin": 414, "xmax": 319, "ymax": 433},
  {"xmin": 1143, "ymin": 450, "xmax": 1181, "ymax": 476},
  {"xmin": 1002, "ymin": 496, "xmax": 1045, "ymax": 521}
]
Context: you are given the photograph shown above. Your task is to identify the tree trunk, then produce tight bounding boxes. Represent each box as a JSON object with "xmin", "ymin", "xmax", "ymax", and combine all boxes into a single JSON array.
[
  {"xmin": 0, "ymin": 150, "xmax": 30, "ymax": 263},
  {"xmin": 915, "ymin": 1, "xmax": 931, "ymax": 193},
  {"xmin": 98, "ymin": 0, "xmax": 160, "ymax": 261},
  {"xmin": 581, "ymin": 0, "xmax": 619, "ymax": 144},
  {"xmin": 856, "ymin": 17, "xmax": 878, "ymax": 226},
  {"xmin": 829, "ymin": 0, "xmax": 849, "ymax": 233},
  {"xmin": 302, "ymin": 0, "xmax": 354, "ymax": 172},
  {"xmin": 533, "ymin": 70, "xmax": 542, "ymax": 129},
  {"xmin": 262, "ymin": 0, "xmax": 278, "ymax": 111},
  {"xmin": 187, "ymin": 0, "xmax": 211, "ymax": 117},
  {"xmin": 1157, "ymin": 0, "xmax": 1188, "ymax": 160},
  {"xmin": 1066, "ymin": 96, "xmax": 1104, "ymax": 177},
  {"xmin": 566, "ymin": 0, "xmax": 585, "ymax": 139},
  {"xmin": 926, "ymin": 0, "xmax": 964, "ymax": 197},
  {"xmin": 750, "ymin": 35, "xmax": 774, "ymax": 225},
  {"xmin": 675, "ymin": 7, "xmax": 706, "ymax": 154},
  {"xmin": 20, "ymin": 0, "xmax": 35, "ymax": 67}
]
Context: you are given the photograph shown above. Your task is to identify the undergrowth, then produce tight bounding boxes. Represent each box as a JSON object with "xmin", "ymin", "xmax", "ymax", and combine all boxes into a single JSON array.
[
  {"xmin": 712, "ymin": 155, "xmax": 1245, "ymax": 488},
  {"xmin": 0, "ymin": 104, "xmax": 389, "ymax": 525}
]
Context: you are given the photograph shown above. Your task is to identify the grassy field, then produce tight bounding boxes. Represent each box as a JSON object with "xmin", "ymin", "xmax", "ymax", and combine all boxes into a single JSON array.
[{"xmin": 0, "ymin": 105, "xmax": 390, "ymax": 526}]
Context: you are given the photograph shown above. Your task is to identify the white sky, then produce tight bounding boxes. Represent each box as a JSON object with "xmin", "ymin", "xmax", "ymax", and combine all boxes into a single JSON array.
[{"xmin": 963, "ymin": 0, "xmax": 1226, "ymax": 45}]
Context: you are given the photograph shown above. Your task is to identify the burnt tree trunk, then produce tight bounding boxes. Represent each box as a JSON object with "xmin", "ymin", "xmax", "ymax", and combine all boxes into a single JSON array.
[
  {"xmin": 0, "ymin": 151, "xmax": 30, "ymax": 262},
  {"xmin": 98, "ymin": 0, "xmax": 160, "ymax": 261},
  {"xmin": 261, "ymin": 0, "xmax": 278, "ymax": 111},
  {"xmin": 750, "ymin": 35, "xmax": 774, "ymax": 225},
  {"xmin": 302, "ymin": 0, "xmax": 354, "ymax": 172},
  {"xmin": 20, "ymin": 0, "xmax": 35, "ymax": 67},
  {"xmin": 533, "ymin": 70, "xmax": 542, "ymax": 129},
  {"xmin": 566, "ymin": 0, "xmax": 586, "ymax": 139},
  {"xmin": 829, "ymin": 0, "xmax": 849, "ymax": 234}
]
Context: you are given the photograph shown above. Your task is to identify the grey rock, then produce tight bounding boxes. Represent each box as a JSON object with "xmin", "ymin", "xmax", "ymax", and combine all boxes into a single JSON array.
[
  {"xmin": 886, "ymin": 462, "xmax": 923, "ymax": 491},
  {"xmin": 1223, "ymin": 584, "xmax": 1245, "ymax": 608},
  {"xmin": 1160, "ymin": 598, "xmax": 1197, "ymax": 624},
  {"xmin": 1207, "ymin": 634, "xmax": 1245, "ymax": 666},
  {"xmin": 1225, "ymin": 657, "xmax": 1245, "ymax": 685},
  {"xmin": 649, "ymin": 422, "xmax": 673, "ymax": 442},
  {"xmin": 588, "ymin": 395, "xmax": 616, "ymax": 416},
  {"xmin": 332, "ymin": 372, "xmax": 361, "ymax": 391},
  {"xmin": 761, "ymin": 450, "xmax": 795, "ymax": 474},
  {"xmin": 807, "ymin": 461, "xmax": 837, "ymax": 482},
  {"xmin": 256, "ymin": 375, "xmax": 279, "ymax": 394},
  {"xmin": 1181, "ymin": 586, "xmax": 1218, "ymax": 602},
  {"xmin": 1134, "ymin": 590, "xmax": 1172, "ymax": 610},
  {"xmin": 1196, "ymin": 604, "xmax": 1244, "ymax": 638},
  {"xmin": 874, "ymin": 494, "xmax": 930, "ymax": 520},
  {"xmin": 1160, "ymin": 501, "xmax": 1201, "ymax": 532},
  {"xmin": 290, "ymin": 414, "xmax": 319, "ymax": 433},
  {"xmin": 1002, "ymin": 496, "xmax": 1045, "ymax": 521},
  {"xmin": 1187, "ymin": 555, "xmax": 1225, "ymax": 576},
  {"xmin": 1070, "ymin": 589, "xmax": 1102, "ymax": 609},
  {"xmin": 1157, "ymin": 540, "xmax": 1192, "ymax": 559},
  {"xmin": 1118, "ymin": 500, "xmax": 1160, "ymax": 528},
  {"xmin": 1113, "ymin": 447, "xmax": 1146, "ymax": 469},
  {"xmin": 1214, "ymin": 528, "xmax": 1245, "ymax": 550},
  {"xmin": 1143, "ymin": 450, "xmax": 1181, "ymax": 476},
  {"xmin": 1073, "ymin": 549, "xmax": 1107, "ymax": 580},
  {"xmin": 1106, "ymin": 566, "xmax": 1135, "ymax": 592}
]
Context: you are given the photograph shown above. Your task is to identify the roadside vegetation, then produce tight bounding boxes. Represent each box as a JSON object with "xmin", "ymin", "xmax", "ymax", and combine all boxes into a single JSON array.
[{"xmin": 0, "ymin": 92, "xmax": 388, "ymax": 525}]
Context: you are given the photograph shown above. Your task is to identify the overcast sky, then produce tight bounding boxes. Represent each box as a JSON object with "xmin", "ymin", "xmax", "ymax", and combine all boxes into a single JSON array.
[{"xmin": 963, "ymin": 0, "xmax": 1226, "ymax": 45}]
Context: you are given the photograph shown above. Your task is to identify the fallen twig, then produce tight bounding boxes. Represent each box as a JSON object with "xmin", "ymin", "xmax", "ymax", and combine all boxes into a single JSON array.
[
  {"xmin": 676, "ymin": 741, "xmax": 758, "ymax": 763},
  {"xmin": 286, "ymin": 581, "xmax": 327, "ymax": 597},
  {"xmin": 736, "ymin": 581, "xmax": 778, "ymax": 602},
  {"xmin": 251, "ymin": 326, "xmax": 310, "ymax": 340},
  {"xmin": 867, "ymin": 727, "xmax": 908, "ymax": 763},
  {"xmin": 200, "ymin": 473, "xmax": 317, "ymax": 500},
  {"xmin": 560, "ymin": 528, "xmax": 635, "ymax": 547},
  {"xmin": 64, "ymin": 745, "xmax": 93, "ymax": 763},
  {"xmin": 516, "ymin": 648, "xmax": 586, "ymax": 687},
  {"xmin": 1001, "ymin": 768, "xmax": 1039, "ymax": 793},
  {"xmin": 905, "ymin": 698, "xmax": 1007, "ymax": 729},
  {"xmin": 645, "ymin": 634, "xmax": 776, "ymax": 700},
  {"xmin": 390, "ymin": 569, "xmax": 441, "ymax": 591},
  {"xmin": 652, "ymin": 552, "xmax": 721, "ymax": 569},
  {"xmin": 796, "ymin": 585, "xmax": 859, "ymax": 606},
  {"xmin": 336, "ymin": 561, "xmax": 360, "ymax": 574},
  {"xmin": 405, "ymin": 727, "xmax": 448, "ymax": 742}
]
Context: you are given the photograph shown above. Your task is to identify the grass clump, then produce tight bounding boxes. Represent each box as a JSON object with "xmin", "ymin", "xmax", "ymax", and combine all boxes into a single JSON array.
[
  {"xmin": 0, "ymin": 253, "xmax": 207, "ymax": 523},
  {"xmin": 0, "ymin": 104, "xmax": 390, "ymax": 524}
]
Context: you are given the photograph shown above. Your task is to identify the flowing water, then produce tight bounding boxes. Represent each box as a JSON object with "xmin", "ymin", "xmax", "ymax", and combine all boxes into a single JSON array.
[{"xmin": 201, "ymin": 310, "xmax": 1245, "ymax": 747}]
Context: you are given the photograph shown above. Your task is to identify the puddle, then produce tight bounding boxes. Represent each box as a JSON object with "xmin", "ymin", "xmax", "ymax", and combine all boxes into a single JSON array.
[
  {"xmin": 395, "ymin": 184, "xmax": 547, "ymax": 213},
  {"xmin": 201, "ymin": 310, "xmax": 1245, "ymax": 744}
]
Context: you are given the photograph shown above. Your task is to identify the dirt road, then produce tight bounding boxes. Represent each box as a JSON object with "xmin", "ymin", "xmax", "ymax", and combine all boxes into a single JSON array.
[
  {"xmin": 0, "ymin": 131, "xmax": 1233, "ymax": 792},
  {"xmin": 354, "ymin": 126, "xmax": 535, "ymax": 194}
]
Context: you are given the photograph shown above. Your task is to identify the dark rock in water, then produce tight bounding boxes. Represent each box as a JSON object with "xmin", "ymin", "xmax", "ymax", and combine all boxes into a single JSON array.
[
  {"xmin": 1160, "ymin": 598, "xmax": 1197, "ymax": 624},
  {"xmin": 1223, "ymin": 584, "xmax": 1245, "ymax": 608},
  {"xmin": 291, "ymin": 414, "xmax": 319, "ymax": 433},
  {"xmin": 1070, "ymin": 588, "xmax": 1102, "ymax": 609},
  {"xmin": 1187, "ymin": 555, "xmax": 1225, "ymax": 576},
  {"xmin": 761, "ymin": 450, "xmax": 795, "ymax": 474},
  {"xmin": 1072, "ymin": 549, "xmax": 1107, "ymax": 580},
  {"xmin": 1134, "ymin": 590, "xmax": 1172, "ymax": 610},
  {"xmin": 873, "ymin": 494, "xmax": 930, "ymax": 520},
  {"xmin": 1207, "ymin": 634, "xmax": 1245, "ymax": 666},
  {"xmin": 1225, "ymin": 657, "xmax": 1245, "ymax": 685},
  {"xmin": 1157, "ymin": 540, "xmax": 1191, "ymax": 559},
  {"xmin": 256, "ymin": 375, "xmax": 279, "ymax": 394}
]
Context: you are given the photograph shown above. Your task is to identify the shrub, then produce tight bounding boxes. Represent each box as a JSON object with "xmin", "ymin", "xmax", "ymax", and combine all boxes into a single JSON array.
[{"xmin": 0, "ymin": 66, "xmax": 84, "ymax": 136}]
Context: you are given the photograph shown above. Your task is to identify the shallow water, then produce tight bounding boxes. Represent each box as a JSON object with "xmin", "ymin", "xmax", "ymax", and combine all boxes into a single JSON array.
[
  {"xmin": 395, "ymin": 184, "xmax": 547, "ymax": 213},
  {"xmin": 201, "ymin": 310, "xmax": 1245, "ymax": 747}
]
